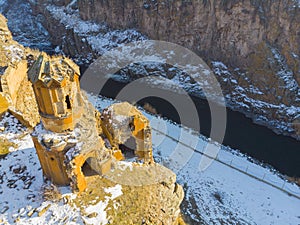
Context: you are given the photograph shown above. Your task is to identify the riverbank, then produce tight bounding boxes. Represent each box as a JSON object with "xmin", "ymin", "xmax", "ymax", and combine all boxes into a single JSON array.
[{"xmin": 85, "ymin": 77, "xmax": 300, "ymax": 177}]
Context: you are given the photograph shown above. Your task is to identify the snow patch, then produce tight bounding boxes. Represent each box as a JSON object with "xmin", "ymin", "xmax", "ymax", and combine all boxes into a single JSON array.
[
  {"xmin": 83, "ymin": 201, "xmax": 108, "ymax": 225},
  {"xmin": 46, "ymin": 2, "xmax": 146, "ymax": 59},
  {"xmin": 83, "ymin": 185, "xmax": 122, "ymax": 224},
  {"xmin": 4, "ymin": 45, "xmax": 23, "ymax": 63},
  {"xmin": 104, "ymin": 184, "xmax": 123, "ymax": 200}
]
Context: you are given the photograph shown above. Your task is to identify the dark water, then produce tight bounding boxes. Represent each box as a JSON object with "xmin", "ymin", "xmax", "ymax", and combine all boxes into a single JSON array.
[{"xmin": 86, "ymin": 77, "xmax": 300, "ymax": 177}]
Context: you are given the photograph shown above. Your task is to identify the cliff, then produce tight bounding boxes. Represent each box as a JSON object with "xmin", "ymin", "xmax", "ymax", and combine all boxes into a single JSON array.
[
  {"xmin": 78, "ymin": 0, "xmax": 300, "ymax": 138},
  {"xmin": 31, "ymin": 0, "xmax": 300, "ymax": 138},
  {"xmin": 0, "ymin": 13, "xmax": 185, "ymax": 224},
  {"xmin": 78, "ymin": 0, "xmax": 300, "ymax": 77},
  {"xmin": 0, "ymin": 13, "xmax": 40, "ymax": 127}
]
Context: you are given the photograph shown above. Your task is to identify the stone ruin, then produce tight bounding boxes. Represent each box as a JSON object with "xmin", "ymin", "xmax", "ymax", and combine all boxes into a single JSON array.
[
  {"xmin": 26, "ymin": 54, "xmax": 184, "ymax": 224},
  {"xmin": 101, "ymin": 101, "xmax": 154, "ymax": 164},
  {"xmin": 27, "ymin": 53, "xmax": 158, "ymax": 191}
]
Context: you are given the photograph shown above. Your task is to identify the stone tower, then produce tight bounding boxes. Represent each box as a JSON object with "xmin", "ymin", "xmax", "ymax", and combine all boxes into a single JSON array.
[
  {"xmin": 28, "ymin": 53, "xmax": 83, "ymax": 133},
  {"xmin": 28, "ymin": 54, "xmax": 111, "ymax": 190}
]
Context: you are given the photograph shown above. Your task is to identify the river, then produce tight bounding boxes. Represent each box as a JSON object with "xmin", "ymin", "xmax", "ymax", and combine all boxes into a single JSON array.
[{"xmin": 89, "ymin": 77, "xmax": 300, "ymax": 177}]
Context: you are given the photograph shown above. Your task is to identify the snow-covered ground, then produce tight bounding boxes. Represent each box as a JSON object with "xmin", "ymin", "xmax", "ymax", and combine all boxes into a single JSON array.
[
  {"xmin": 0, "ymin": 96, "xmax": 299, "ymax": 224},
  {"xmin": 46, "ymin": 3, "xmax": 146, "ymax": 55},
  {"xmin": 45, "ymin": 2, "xmax": 146, "ymax": 64}
]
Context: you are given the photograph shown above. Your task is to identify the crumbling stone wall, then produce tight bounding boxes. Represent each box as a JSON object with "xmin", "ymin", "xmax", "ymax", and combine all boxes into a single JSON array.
[{"xmin": 101, "ymin": 102, "xmax": 153, "ymax": 164}]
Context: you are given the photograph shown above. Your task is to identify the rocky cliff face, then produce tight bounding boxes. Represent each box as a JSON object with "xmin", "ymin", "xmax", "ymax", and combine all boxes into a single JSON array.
[
  {"xmin": 0, "ymin": 0, "xmax": 53, "ymax": 52},
  {"xmin": 30, "ymin": 0, "xmax": 300, "ymax": 138},
  {"xmin": 30, "ymin": 0, "xmax": 146, "ymax": 65},
  {"xmin": 0, "ymin": 13, "xmax": 40, "ymax": 127},
  {"xmin": 76, "ymin": 0, "xmax": 300, "ymax": 137},
  {"xmin": 78, "ymin": 0, "xmax": 299, "ymax": 77}
]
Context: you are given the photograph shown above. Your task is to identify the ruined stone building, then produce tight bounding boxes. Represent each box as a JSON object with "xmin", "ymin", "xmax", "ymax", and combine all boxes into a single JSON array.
[
  {"xmin": 28, "ymin": 53, "xmax": 110, "ymax": 191},
  {"xmin": 27, "ymin": 53, "xmax": 156, "ymax": 192},
  {"xmin": 101, "ymin": 102, "xmax": 153, "ymax": 164}
]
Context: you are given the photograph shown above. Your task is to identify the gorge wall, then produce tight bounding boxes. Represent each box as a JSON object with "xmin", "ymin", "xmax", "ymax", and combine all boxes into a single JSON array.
[
  {"xmin": 77, "ymin": 0, "xmax": 300, "ymax": 138},
  {"xmin": 31, "ymin": 0, "xmax": 300, "ymax": 139},
  {"xmin": 78, "ymin": 0, "xmax": 300, "ymax": 77}
]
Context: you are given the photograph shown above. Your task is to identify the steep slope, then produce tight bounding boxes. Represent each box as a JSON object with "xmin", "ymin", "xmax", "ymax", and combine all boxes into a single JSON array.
[{"xmin": 0, "ymin": 13, "xmax": 40, "ymax": 127}]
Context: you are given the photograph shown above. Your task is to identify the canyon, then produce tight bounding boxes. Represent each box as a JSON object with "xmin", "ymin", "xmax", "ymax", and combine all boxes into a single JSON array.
[
  {"xmin": 0, "ymin": 2, "xmax": 300, "ymax": 223},
  {"xmin": 28, "ymin": 0, "xmax": 300, "ymax": 140}
]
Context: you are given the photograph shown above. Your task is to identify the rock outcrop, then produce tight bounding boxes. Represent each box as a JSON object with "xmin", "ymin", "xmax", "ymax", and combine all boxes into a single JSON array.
[
  {"xmin": 31, "ymin": 0, "xmax": 97, "ymax": 65},
  {"xmin": 0, "ymin": 14, "xmax": 40, "ymax": 127},
  {"xmin": 77, "ymin": 0, "xmax": 299, "ymax": 80},
  {"xmin": 76, "ymin": 165, "xmax": 184, "ymax": 225},
  {"xmin": 30, "ymin": 0, "xmax": 146, "ymax": 65}
]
